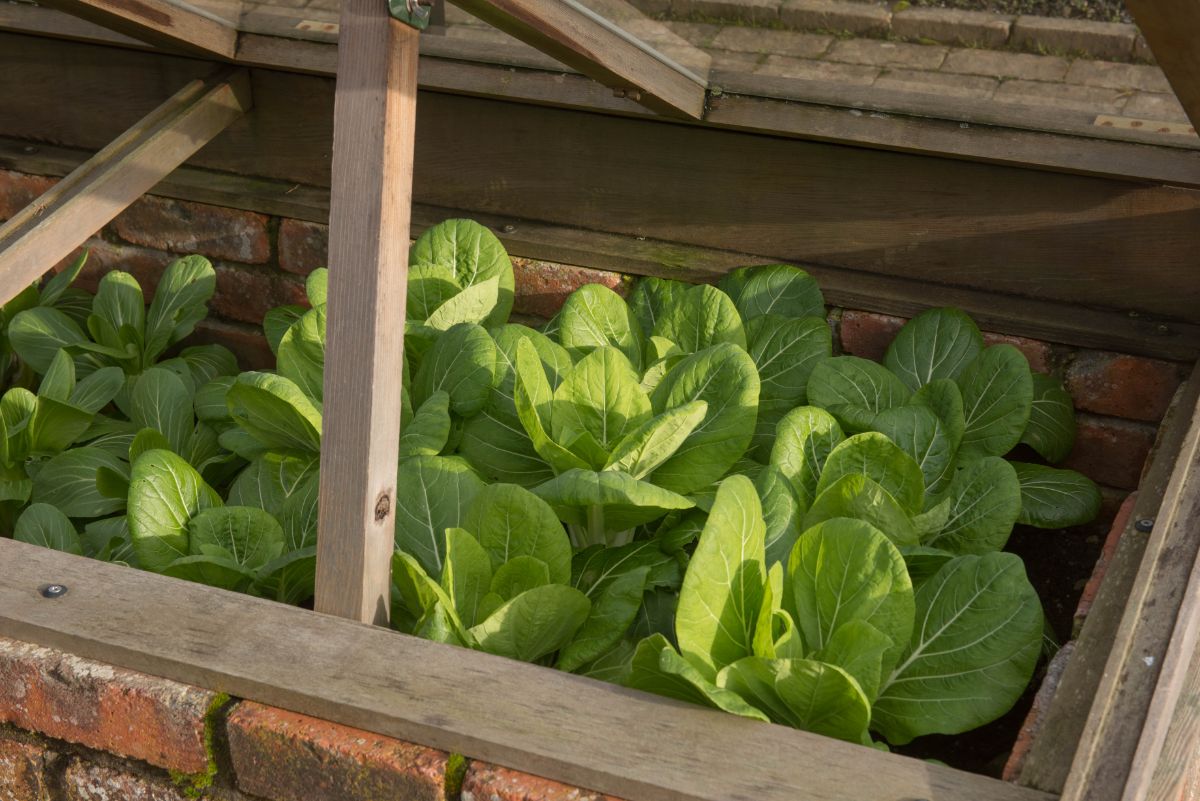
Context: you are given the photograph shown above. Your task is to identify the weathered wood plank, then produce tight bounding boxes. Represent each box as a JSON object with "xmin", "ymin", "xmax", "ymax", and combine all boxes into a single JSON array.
[
  {"xmin": 0, "ymin": 67, "xmax": 250, "ymax": 308},
  {"xmin": 1021, "ymin": 365, "xmax": 1200, "ymax": 794},
  {"xmin": 1123, "ymin": 0, "xmax": 1200, "ymax": 134},
  {"xmin": 37, "ymin": 0, "xmax": 237, "ymax": 57},
  {"xmin": 1146, "ymin": 631, "xmax": 1200, "ymax": 800},
  {"xmin": 443, "ymin": 0, "xmax": 706, "ymax": 118},
  {"xmin": 313, "ymin": 0, "xmax": 418, "ymax": 624},
  {"xmin": 0, "ymin": 539, "xmax": 1054, "ymax": 801}
]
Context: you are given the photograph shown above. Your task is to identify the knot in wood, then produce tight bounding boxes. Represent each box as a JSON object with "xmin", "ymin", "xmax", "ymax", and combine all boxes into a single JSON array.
[{"xmin": 374, "ymin": 491, "xmax": 392, "ymax": 522}]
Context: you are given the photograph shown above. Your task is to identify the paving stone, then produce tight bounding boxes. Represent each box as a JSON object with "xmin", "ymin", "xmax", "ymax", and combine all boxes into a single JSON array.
[
  {"xmin": 756, "ymin": 54, "xmax": 880, "ymax": 85},
  {"xmin": 1121, "ymin": 92, "xmax": 1190, "ymax": 123},
  {"xmin": 779, "ymin": 0, "xmax": 889, "ymax": 36},
  {"xmin": 827, "ymin": 38, "xmax": 947, "ymax": 70},
  {"xmin": 874, "ymin": 68, "xmax": 997, "ymax": 99},
  {"xmin": 993, "ymin": 79, "xmax": 1127, "ymax": 114},
  {"xmin": 941, "ymin": 47, "xmax": 1068, "ymax": 81},
  {"xmin": 709, "ymin": 26, "xmax": 832, "ymax": 58},
  {"xmin": 1010, "ymin": 15, "xmax": 1136, "ymax": 61},
  {"xmin": 706, "ymin": 48, "xmax": 767, "ymax": 71},
  {"xmin": 891, "ymin": 7, "xmax": 1011, "ymax": 48},
  {"xmin": 663, "ymin": 20, "xmax": 724, "ymax": 46},
  {"xmin": 673, "ymin": 0, "xmax": 780, "ymax": 25},
  {"xmin": 1064, "ymin": 59, "xmax": 1171, "ymax": 93}
]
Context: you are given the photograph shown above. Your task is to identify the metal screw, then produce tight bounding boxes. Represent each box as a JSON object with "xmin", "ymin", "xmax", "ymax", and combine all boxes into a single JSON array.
[
  {"xmin": 1135, "ymin": 518, "xmax": 1155, "ymax": 533},
  {"xmin": 501, "ymin": 224, "xmax": 516, "ymax": 234},
  {"xmin": 39, "ymin": 584, "xmax": 68, "ymax": 599}
]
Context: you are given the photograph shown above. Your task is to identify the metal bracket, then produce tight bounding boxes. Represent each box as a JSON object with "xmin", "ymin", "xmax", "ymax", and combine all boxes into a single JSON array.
[{"xmin": 387, "ymin": 0, "xmax": 430, "ymax": 30}]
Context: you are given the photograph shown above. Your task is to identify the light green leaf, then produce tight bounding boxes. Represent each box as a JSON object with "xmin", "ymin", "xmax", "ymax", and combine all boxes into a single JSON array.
[
  {"xmin": 551, "ymin": 347, "xmax": 651, "ymax": 452},
  {"xmin": 400, "ymin": 391, "xmax": 451, "ymax": 458},
  {"xmin": 227, "ymin": 453, "xmax": 318, "ymax": 518},
  {"xmin": 649, "ymin": 343, "xmax": 760, "ymax": 496},
  {"xmin": 676, "ymin": 475, "xmax": 766, "ymax": 679},
  {"xmin": 558, "ymin": 566, "xmax": 650, "ymax": 673},
  {"xmin": 469, "ymin": 584, "xmax": 590, "ymax": 662},
  {"xmin": 871, "ymin": 405, "xmax": 956, "ymax": 498},
  {"xmin": 69, "ymin": 367, "xmax": 125, "ymax": 414},
  {"xmin": 911, "ymin": 378, "xmax": 966, "ymax": 455},
  {"xmin": 40, "ymin": 251, "xmax": 88, "ymax": 307},
  {"xmin": 900, "ymin": 545, "xmax": 956, "ymax": 586},
  {"xmin": 410, "ymin": 219, "xmax": 514, "ymax": 328},
  {"xmin": 305, "ymin": 268, "xmax": 328, "ymax": 307},
  {"xmin": 808, "ymin": 356, "xmax": 911, "ymax": 426},
  {"xmin": 719, "ymin": 264, "xmax": 824, "ymax": 321},
  {"xmin": 756, "ymin": 465, "xmax": 803, "ymax": 569},
  {"xmin": 39, "ymin": 349, "xmax": 76, "ymax": 401},
  {"xmin": 426, "ymin": 276, "xmax": 500, "ymax": 331},
  {"xmin": 956, "ymin": 345, "xmax": 1033, "ymax": 457},
  {"xmin": 802, "ymin": 474, "xmax": 919, "ymax": 547},
  {"xmin": 816, "ymin": 432, "xmax": 926, "ymax": 516},
  {"xmin": 280, "ymin": 470, "xmax": 320, "ymax": 551},
  {"xmin": 89, "ymin": 271, "xmax": 144, "ymax": 352},
  {"xmin": 195, "ymin": 377, "xmax": 235, "ymax": 423},
  {"xmin": 651, "ymin": 284, "xmax": 745, "ymax": 354},
  {"xmin": 128, "ymin": 449, "xmax": 222, "ymax": 572},
  {"xmin": 873, "ymin": 553, "xmax": 1043, "ymax": 745},
  {"xmin": 533, "ymin": 469, "xmax": 694, "ymax": 534},
  {"xmin": 227, "ymin": 372, "xmax": 322, "ymax": 455},
  {"xmin": 489, "ymin": 555, "xmax": 551, "ymax": 601},
  {"xmin": 440, "ymin": 527, "xmax": 493, "ymax": 627},
  {"xmin": 1021, "ymin": 373, "xmax": 1076, "ymax": 464},
  {"xmin": 884, "ymin": 308, "xmax": 985, "ymax": 391},
  {"xmin": 556, "ymin": 283, "xmax": 644, "ymax": 370},
  {"xmin": 31, "ymin": 446, "xmax": 128, "ymax": 518},
  {"xmin": 187, "ymin": 505, "xmax": 284, "ymax": 571},
  {"xmin": 626, "ymin": 634, "xmax": 769, "ymax": 721},
  {"xmin": 717, "ymin": 657, "xmax": 870, "ymax": 742},
  {"xmin": 628, "ymin": 277, "xmax": 686, "ymax": 339},
  {"xmin": 131, "ymin": 367, "xmax": 193, "ymax": 453},
  {"xmin": 465, "ymin": 482, "xmax": 572, "ymax": 584},
  {"xmin": 9, "ymin": 306, "xmax": 90, "ymax": 374},
  {"xmin": 277, "ymin": 306, "xmax": 325, "ymax": 402},
  {"xmin": 412, "ymin": 322, "xmax": 496, "ymax": 417},
  {"xmin": 1013, "ymin": 463, "xmax": 1101, "ymax": 529},
  {"xmin": 179, "ymin": 345, "xmax": 238, "ymax": 387},
  {"xmin": 407, "ymin": 262, "xmax": 462, "ymax": 321},
  {"xmin": 605, "ymin": 401, "xmax": 708, "ymax": 479},
  {"xmin": 769, "ymin": 406, "xmax": 844, "ymax": 501},
  {"xmin": 745, "ymin": 314, "xmax": 831, "ymax": 404},
  {"xmin": 263, "ymin": 305, "xmax": 305, "ymax": 355},
  {"xmin": 572, "ymin": 540, "xmax": 682, "ymax": 598},
  {"xmin": 926, "ymin": 457, "xmax": 1021, "ymax": 554},
  {"xmin": 143, "ymin": 256, "xmax": 216, "ymax": 363},
  {"xmin": 813, "ymin": 620, "xmax": 893, "ymax": 702},
  {"xmin": 28, "ymin": 397, "xmax": 93, "ymax": 454},
  {"xmin": 394, "ymin": 455, "xmax": 485, "ymax": 576},
  {"xmin": 15, "ymin": 503, "xmax": 83, "ymax": 554},
  {"xmin": 512, "ymin": 339, "xmax": 589, "ymax": 474}
]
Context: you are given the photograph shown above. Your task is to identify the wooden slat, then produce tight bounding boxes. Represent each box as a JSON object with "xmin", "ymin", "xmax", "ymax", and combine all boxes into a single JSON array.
[
  {"xmin": 443, "ymin": 0, "xmax": 706, "ymax": 118},
  {"xmin": 37, "ymin": 0, "xmax": 237, "ymax": 57},
  {"xmin": 0, "ymin": 539, "xmax": 1053, "ymax": 801},
  {"xmin": 313, "ymin": 0, "xmax": 418, "ymax": 624},
  {"xmin": 1021, "ymin": 365, "xmax": 1200, "ymax": 794},
  {"xmin": 1146, "ymin": 632, "xmax": 1200, "ymax": 800},
  {"xmin": 0, "ymin": 67, "xmax": 250, "ymax": 308},
  {"xmin": 1123, "ymin": 0, "xmax": 1200, "ymax": 133}
]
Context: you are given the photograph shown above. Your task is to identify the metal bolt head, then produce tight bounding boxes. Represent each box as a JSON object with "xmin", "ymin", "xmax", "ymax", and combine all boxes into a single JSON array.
[
  {"xmin": 1135, "ymin": 517, "xmax": 1155, "ymax": 533},
  {"xmin": 501, "ymin": 224, "xmax": 516, "ymax": 234},
  {"xmin": 39, "ymin": 583, "xmax": 68, "ymax": 599}
]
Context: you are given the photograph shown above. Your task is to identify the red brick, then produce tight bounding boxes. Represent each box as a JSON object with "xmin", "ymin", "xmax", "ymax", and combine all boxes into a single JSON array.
[
  {"xmin": 1002, "ymin": 640, "xmax": 1076, "ymax": 782},
  {"xmin": 1066, "ymin": 351, "xmax": 1186, "ymax": 424},
  {"xmin": 210, "ymin": 264, "xmax": 307, "ymax": 325},
  {"xmin": 63, "ymin": 761, "xmax": 191, "ymax": 801},
  {"xmin": 1061, "ymin": 415, "xmax": 1156, "ymax": 491},
  {"xmin": 0, "ymin": 637, "xmax": 218, "ymax": 775},
  {"xmin": 512, "ymin": 259, "xmax": 629, "ymax": 319},
  {"xmin": 112, "ymin": 196, "xmax": 270, "ymax": 265},
  {"xmin": 0, "ymin": 737, "xmax": 55, "ymax": 801},
  {"xmin": 838, "ymin": 309, "xmax": 904, "ymax": 362},
  {"xmin": 191, "ymin": 319, "xmax": 274, "ymax": 371},
  {"xmin": 462, "ymin": 762, "xmax": 623, "ymax": 801},
  {"xmin": 1074, "ymin": 492, "xmax": 1136, "ymax": 631},
  {"xmin": 981, "ymin": 331, "xmax": 1053, "ymax": 374},
  {"xmin": 226, "ymin": 702, "xmax": 448, "ymax": 801},
  {"xmin": 0, "ymin": 170, "xmax": 57, "ymax": 223},
  {"xmin": 64, "ymin": 239, "xmax": 174, "ymax": 297},
  {"xmin": 277, "ymin": 219, "xmax": 329, "ymax": 276}
]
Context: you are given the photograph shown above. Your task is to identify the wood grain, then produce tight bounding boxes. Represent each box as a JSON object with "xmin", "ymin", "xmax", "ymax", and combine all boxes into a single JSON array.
[
  {"xmin": 1146, "ymin": 628, "xmax": 1200, "ymax": 800},
  {"xmin": 0, "ymin": 67, "xmax": 250, "ymax": 308},
  {"xmin": 1124, "ymin": 0, "xmax": 1200, "ymax": 134},
  {"xmin": 0, "ymin": 538, "xmax": 1054, "ymax": 801},
  {"xmin": 37, "ymin": 0, "xmax": 237, "ymax": 57},
  {"xmin": 313, "ymin": 0, "xmax": 417, "ymax": 625},
  {"xmin": 1020, "ymin": 365, "xmax": 1200, "ymax": 794}
]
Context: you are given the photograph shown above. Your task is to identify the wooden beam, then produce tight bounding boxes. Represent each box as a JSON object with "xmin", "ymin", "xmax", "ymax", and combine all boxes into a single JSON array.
[
  {"xmin": 1146, "ymin": 629, "xmax": 1200, "ymax": 800},
  {"xmin": 443, "ymin": 0, "xmax": 706, "ymax": 118},
  {"xmin": 0, "ymin": 67, "xmax": 250, "ymax": 308},
  {"xmin": 1123, "ymin": 0, "xmax": 1200, "ymax": 133},
  {"xmin": 1021, "ymin": 365, "xmax": 1200, "ymax": 794},
  {"xmin": 313, "ymin": 0, "xmax": 418, "ymax": 624},
  {"xmin": 37, "ymin": 0, "xmax": 237, "ymax": 57},
  {"xmin": 0, "ymin": 539, "xmax": 1054, "ymax": 801}
]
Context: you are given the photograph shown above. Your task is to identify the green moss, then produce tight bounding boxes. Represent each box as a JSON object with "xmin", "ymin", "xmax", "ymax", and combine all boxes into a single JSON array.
[
  {"xmin": 444, "ymin": 753, "xmax": 469, "ymax": 800},
  {"xmin": 170, "ymin": 693, "xmax": 231, "ymax": 798}
]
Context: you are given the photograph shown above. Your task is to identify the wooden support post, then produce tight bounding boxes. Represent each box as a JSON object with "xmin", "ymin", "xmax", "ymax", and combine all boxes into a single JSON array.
[
  {"xmin": 313, "ymin": 0, "xmax": 418, "ymax": 624},
  {"xmin": 0, "ymin": 68, "xmax": 250, "ymax": 308},
  {"xmin": 37, "ymin": 0, "xmax": 237, "ymax": 57},
  {"xmin": 1123, "ymin": 0, "xmax": 1200, "ymax": 133}
]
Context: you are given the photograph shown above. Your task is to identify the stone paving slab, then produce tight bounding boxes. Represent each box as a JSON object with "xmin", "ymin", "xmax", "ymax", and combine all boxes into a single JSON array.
[
  {"xmin": 756, "ymin": 54, "xmax": 881, "ymax": 84},
  {"xmin": 826, "ymin": 38, "xmax": 948, "ymax": 69},
  {"xmin": 941, "ymin": 48, "xmax": 1070, "ymax": 81},
  {"xmin": 709, "ymin": 26, "xmax": 833, "ymax": 58},
  {"xmin": 992, "ymin": 78, "xmax": 1129, "ymax": 114},
  {"xmin": 1063, "ymin": 59, "xmax": 1171, "ymax": 93},
  {"xmin": 891, "ymin": 7, "xmax": 1012, "ymax": 48}
]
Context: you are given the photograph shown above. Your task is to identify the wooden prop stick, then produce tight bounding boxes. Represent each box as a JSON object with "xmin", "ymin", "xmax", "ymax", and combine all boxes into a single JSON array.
[
  {"xmin": 0, "ymin": 68, "xmax": 250, "ymax": 308},
  {"xmin": 445, "ymin": 0, "xmax": 706, "ymax": 119},
  {"xmin": 36, "ymin": 0, "xmax": 237, "ymax": 57},
  {"xmin": 1123, "ymin": 0, "xmax": 1200, "ymax": 133},
  {"xmin": 313, "ymin": 0, "xmax": 418, "ymax": 624}
]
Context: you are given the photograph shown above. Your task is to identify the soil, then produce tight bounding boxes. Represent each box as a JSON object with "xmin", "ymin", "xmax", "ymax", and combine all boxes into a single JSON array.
[{"xmin": 898, "ymin": 0, "xmax": 1132, "ymax": 23}]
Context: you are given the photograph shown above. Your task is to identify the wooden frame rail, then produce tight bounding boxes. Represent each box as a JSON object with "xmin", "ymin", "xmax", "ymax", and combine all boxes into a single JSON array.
[
  {"xmin": 38, "ymin": 0, "xmax": 238, "ymax": 57},
  {"xmin": 1124, "ymin": 0, "xmax": 1200, "ymax": 133},
  {"xmin": 0, "ymin": 538, "xmax": 1052, "ymax": 801},
  {"xmin": 0, "ymin": 66, "xmax": 250, "ymax": 307}
]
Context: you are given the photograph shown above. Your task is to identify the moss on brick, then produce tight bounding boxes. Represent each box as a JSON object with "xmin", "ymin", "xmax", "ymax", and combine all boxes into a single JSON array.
[
  {"xmin": 169, "ymin": 692, "xmax": 230, "ymax": 798},
  {"xmin": 444, "ymin": 754, "xmax": 468, "ymax": 800}
]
